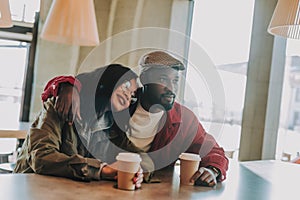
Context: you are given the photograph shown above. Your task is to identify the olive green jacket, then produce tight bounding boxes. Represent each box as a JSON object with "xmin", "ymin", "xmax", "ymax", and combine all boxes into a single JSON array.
[{"xmin": 14, "ymin": 99, "xmax": 154, "ymax": 181}]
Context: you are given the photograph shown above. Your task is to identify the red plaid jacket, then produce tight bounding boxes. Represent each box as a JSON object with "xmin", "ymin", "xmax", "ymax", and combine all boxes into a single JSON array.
[{"xmin": 147, "ymin": 102, "xmax": 228, "ymax": 181}]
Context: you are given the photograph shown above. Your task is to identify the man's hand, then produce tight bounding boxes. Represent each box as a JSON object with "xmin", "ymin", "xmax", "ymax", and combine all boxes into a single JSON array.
[
  {"xmin": 190, "ymin": 167, "xmax": 218, "ymax": 187},
  {"xmin": 55, "ymin": 83, "xmax": 81, "ymax": 125}
]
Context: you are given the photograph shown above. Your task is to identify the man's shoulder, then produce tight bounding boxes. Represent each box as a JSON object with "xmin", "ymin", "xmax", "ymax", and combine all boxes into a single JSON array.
[
  {"xmin": 169, "ymin": 102, "xmax": 197, "ymax": 120},
  {"xmin": 172, "ymin": 102, "xmax": 193, "ymax": 113}
]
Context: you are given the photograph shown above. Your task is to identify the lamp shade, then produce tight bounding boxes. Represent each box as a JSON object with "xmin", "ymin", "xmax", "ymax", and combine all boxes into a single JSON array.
[
  {"xmin": 0, "ymin": 0, "xmax": 13, "ymax": 28},
  {"xmin": 40, "ymin": 0, "xmax": 100, "ymax": 46},
  {"xmin": 268, "ymin": 0, "xmax": 300, "ymax": 39}
]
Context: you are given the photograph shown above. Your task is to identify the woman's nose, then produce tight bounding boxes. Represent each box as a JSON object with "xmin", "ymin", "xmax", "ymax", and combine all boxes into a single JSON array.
[{"xmin": 123, "ymin": 90, "xmax": 131, "ymax": 101}]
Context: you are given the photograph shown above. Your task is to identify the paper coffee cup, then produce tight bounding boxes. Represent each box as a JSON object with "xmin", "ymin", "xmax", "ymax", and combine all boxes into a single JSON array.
[
  {"xmin": 179, "ymin": 153, "xmax": 201, "ymax": 185},
  {"xmin": 116, "ymin": 153, "xmax": 141, "ymax": 190}
]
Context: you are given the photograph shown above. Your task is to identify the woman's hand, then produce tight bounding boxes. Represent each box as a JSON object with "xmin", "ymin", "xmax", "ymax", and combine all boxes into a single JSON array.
[
  {"xmin": 133, "ymin": 168, "xmax": 143, "ymax": 189},
  {"xmin": 55, "ymin": 83, "xmax": 81, "ymax": 125},
  {"xmin": 100, "ymin": 165, "xmax": 117, "ymax": 180},
  {"xmin": 101, "ymin": 164, "xmax": 143, "ymax": 189}
]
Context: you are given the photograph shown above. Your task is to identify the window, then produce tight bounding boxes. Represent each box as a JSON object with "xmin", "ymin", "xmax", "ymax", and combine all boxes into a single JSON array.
[
  {"xmin": 10, "ymin": 0, "xmax": 40, "ymax": 23},
  {"xmin": 185, "ymin": 0, "xmax": 255, "ymax": 159},
  {"xmin": 0, "ymin": 40, "xmax": 29, "ymax": 122},
  {"xmin": 295, "ymin": 88, "xmax": 300, "ymax": 102},
  {"xmin": 277, "ymin": 39, "xmax": 300, "ymax": 160},
  {"xmin": 0, "ymin": 0, "xmax": 40, "ymax": 159}
]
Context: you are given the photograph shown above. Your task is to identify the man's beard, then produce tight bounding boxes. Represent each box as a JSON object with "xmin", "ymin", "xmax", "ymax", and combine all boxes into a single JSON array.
[{"xmin": 159, "ymin": 92, "xmax": 176, "ymax": 111}]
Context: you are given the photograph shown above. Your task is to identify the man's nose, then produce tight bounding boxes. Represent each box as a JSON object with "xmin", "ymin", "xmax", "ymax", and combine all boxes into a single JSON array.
[{"xmin": 165, "ymin": 81, "xmax": 176, "ymax": 93}]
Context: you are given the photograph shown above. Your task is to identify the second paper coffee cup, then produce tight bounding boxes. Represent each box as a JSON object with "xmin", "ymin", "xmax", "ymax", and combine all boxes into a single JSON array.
[{"xmin": 179, "ymin": 153, "xmax": 201, "ymax": 185}]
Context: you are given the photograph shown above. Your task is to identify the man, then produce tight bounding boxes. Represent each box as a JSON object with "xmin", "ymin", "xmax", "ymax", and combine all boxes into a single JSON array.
[{"xmin": 42, "ymin": 51, "xmax": 228, "ymax": 186}]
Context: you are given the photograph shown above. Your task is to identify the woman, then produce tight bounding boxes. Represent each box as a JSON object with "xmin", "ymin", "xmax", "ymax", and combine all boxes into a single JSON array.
[{"xmin": 14, "ymin": 64, "xmax": 143, "ymax": 187}]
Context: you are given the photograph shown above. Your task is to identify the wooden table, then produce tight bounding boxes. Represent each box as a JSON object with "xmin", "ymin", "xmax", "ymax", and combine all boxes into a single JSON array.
[
  {"xmin": 0, "ymin": 121, "xmax": 30, "ymax": 139},
  {"xmin": 0, "ymin": 121, "xmax": 30, "ymax": 164},
  {"xmin": 0, "ymin": 160, "xmax": 299, "ymax": 200}
]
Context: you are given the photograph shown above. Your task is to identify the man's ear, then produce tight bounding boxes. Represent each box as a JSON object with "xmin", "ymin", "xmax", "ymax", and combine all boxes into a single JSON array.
[{"xmin": 139, "ymin": 72, "xmax": 147, "ymax": 85}]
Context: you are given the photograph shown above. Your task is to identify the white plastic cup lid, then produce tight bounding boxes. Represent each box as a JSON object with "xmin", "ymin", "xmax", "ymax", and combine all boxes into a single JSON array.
[
  {"xmin": 179, "ymin": 153, "xmax": 201, "ymax": 161},
  {"xmin": 116, "ymin": 152, "xmax": 142, "ymax": 163}
]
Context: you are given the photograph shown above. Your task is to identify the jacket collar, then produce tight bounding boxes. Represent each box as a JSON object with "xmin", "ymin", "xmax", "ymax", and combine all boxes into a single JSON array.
[{"xmin": 166, "ymin": 102, "xmax": 182, "ymax": 124}]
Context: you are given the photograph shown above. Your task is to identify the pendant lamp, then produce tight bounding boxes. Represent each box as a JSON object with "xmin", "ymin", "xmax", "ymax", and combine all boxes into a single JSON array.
[
  {"xmin": 268, "ymin": 0, "xmax": 300, "ymax": 39},
  {"xmin": 40, "ymin": 0, "xmax": 99, "ymax": 46},
  {"xmin": 0, "ymin": 0, "xmax": 13, "ymax": 28}
]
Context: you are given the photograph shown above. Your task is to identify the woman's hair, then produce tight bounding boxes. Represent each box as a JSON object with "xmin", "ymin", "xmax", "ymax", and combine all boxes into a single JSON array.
[{"xmin": 75, "ymin": 64, "xmax": 138, "ymax": 121}]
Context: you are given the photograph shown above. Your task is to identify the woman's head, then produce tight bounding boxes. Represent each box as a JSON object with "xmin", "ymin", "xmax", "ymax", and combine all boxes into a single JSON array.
[
  {"xmin": 110, "ymin": 78, "xmax": 138, "ymax": 112},
  {"xmin": 76, "ymin": 64, "xmax": 138, "ymax": 119}
]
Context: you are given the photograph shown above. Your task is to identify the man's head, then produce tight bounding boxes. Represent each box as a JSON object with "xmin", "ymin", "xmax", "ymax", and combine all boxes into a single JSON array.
[{"xmin": 139, "ymin": 51, "xmax": 185, "ymax": 111}]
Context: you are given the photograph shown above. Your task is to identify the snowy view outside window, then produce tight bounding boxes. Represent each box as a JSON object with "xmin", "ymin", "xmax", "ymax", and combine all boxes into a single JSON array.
[
  {"xmin": 187, "ymin": 0, "xmax": 300, "ymax": 161},
  {"xmin": 185, "ymin": 0, "xmax": 254, "ymax": 159}
]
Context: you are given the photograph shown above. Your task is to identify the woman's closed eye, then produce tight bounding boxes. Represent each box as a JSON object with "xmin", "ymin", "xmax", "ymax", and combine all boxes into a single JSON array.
[{"xmin": 130, "ymin": 92, "xmax": 137, "ymax": 104}]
